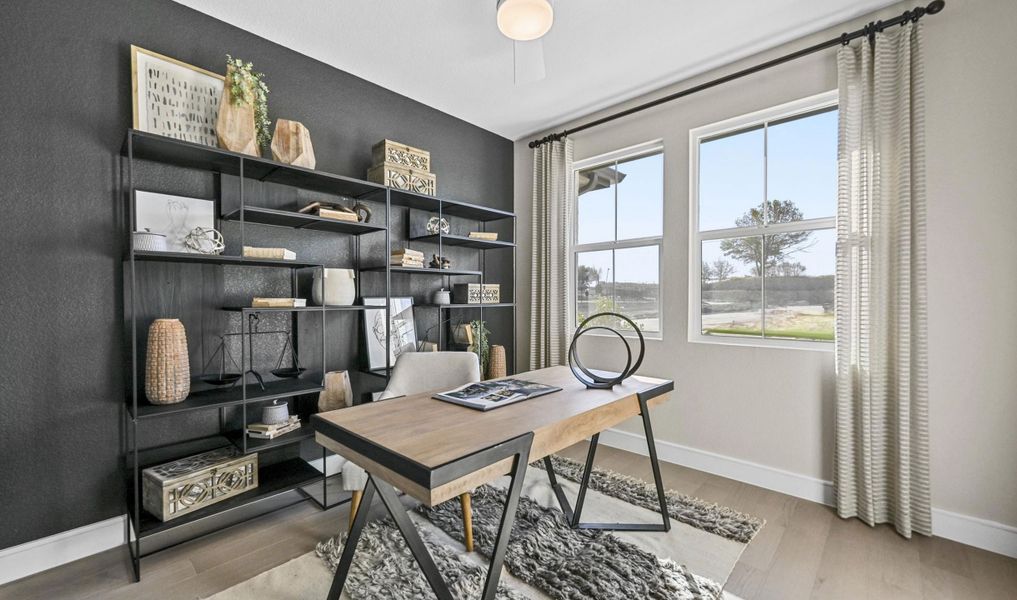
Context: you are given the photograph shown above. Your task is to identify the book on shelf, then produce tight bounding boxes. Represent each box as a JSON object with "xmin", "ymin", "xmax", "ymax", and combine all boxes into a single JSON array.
[
  {"xmin": 252, "ymin": 297, "xmax": 307, "ymax": 308},
  {"xmin": 246, "ymin": 415, "xmax": 300, "ymax": 433},
  {"xmin": 247, "ymin": 419, "xmax": 303, "ymax": 440},
  {"xmin": 391, "ymin": 248, "xmax": 424, "ymax": 258},
  {"xmin": 467, "ymin": 231, "xmax": 499, "ymax": 240},
  {"xmin": 317, "ymin": 207, "xmax": 360, "ymax": 222},
  {"xmin": 243, "ymin": 246, "xmax": 296, "ymax": 261},
  {"xmin": 433, "ymin": 379, "xmax": 561, "ymax": 411}
]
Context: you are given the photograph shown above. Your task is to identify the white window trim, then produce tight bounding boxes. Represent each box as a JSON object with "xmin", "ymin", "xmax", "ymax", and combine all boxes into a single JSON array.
[
  {"xmin": 688, "ymin": 91, "xmax": 838, "ymax": 351},
  {"xmin": 571, "ymin": 139, "xmax": 665, "ymax": 340}
]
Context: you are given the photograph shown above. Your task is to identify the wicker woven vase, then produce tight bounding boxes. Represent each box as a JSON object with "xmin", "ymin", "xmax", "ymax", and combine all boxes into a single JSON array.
[
  {"xmin": 488, "ymin": 344, "xmax": 507, "ymax": 380},
  {"xmin": 145, "ymin": 319, "xmax": 190, "ymax": 405}
]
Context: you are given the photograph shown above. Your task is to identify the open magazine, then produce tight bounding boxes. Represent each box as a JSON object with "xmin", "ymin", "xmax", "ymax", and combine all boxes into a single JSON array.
[{"xmin": 433, "ymin": 379, "xmax": 562, "ymax": 411}]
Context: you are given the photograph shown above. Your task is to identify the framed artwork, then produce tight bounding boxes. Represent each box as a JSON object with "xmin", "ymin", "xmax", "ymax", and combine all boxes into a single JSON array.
[
  {"xmin": 131, "ymin": 45, "xmax": 224, "ymax": 147},
  {"xmin": 362, "ymin": 297, "xmax": 417, "ymax": 370},
  {"xmin": 135, "ymin": 191, "xmax": 216, "ymax": 253}
]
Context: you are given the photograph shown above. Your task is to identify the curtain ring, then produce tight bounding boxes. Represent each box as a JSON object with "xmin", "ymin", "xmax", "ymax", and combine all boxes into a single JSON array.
[{"xmin": 841, "ymin": 32, "xmax": 849, "ymax": 46}]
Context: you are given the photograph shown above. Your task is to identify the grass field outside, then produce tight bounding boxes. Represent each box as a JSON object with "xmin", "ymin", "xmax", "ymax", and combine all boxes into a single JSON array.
[{"xmin": 703, "ymin": 308, "xmax": 834, "ymax": 342}]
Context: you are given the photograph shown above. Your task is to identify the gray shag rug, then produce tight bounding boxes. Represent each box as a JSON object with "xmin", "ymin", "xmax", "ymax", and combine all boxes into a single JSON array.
[
  {"xmin": 535, "ymin": 455, "xmax": 763, "ymax": 544},
  {"xmin": 208, "ymin": 454, "xmax": 762, "ymax": 600},
  {"xmin": 417, "ymin": 485, "xmax": 722, "ymax": 599}
]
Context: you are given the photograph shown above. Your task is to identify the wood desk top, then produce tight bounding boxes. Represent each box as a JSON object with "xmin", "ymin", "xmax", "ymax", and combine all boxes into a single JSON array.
[{"xmin": 312, "ymin": 365, "xmax": 673, "ymax": 505}]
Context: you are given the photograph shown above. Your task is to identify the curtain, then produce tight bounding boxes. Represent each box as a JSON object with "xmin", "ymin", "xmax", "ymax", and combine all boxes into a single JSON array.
[
  {"xmin": 529, "ymin": 138, "xmax": 574, "ymax": 370},
  {"xmin": 835, "ymin": 22, "xmax": 931, "ymax": 538}
]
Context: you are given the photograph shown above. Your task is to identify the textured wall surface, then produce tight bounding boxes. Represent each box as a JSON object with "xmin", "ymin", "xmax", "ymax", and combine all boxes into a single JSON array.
[
  {"xmin": 0, "ymin": 0, "xmax": 512, "ymax": 549},
  {"xmin": 515, "ymin": 0, "xmax": 1017, "ymax": 528}
]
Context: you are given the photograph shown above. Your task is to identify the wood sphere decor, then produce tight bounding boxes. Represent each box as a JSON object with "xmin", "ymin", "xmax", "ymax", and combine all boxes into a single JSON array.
[
  {"xmin": 215, "ymin": 65, "xmax": 259, "ymax": 156},
  {"xmin": 270, "ymin": 119, "xmax": 316, "ymax": 168},
  {"xmin": 145, "ymin": 319, "xmax": 190, "ymax": 404}
]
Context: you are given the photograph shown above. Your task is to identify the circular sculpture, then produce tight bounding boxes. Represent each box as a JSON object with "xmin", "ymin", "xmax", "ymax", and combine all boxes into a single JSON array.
[
  {"xmin": 568, "ymin": 312, "xmax": 645, "ymax": 389},
  {"xmin": 183, "ymin": 226, "xmax": 225, "ymax": 255}
]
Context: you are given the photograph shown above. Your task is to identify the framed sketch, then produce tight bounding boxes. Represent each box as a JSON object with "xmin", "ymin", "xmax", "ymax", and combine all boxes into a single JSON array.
[
  {"xmin": 362, "ymin": 297, "xmax": 417, "ymax": 370},
  {"xmin": 131, "ymin": 45, "xmax": 224, "ymax": 147},
  {"xmin": 135, "ymin": 191, "xmax": 216, "ymax": 253}
]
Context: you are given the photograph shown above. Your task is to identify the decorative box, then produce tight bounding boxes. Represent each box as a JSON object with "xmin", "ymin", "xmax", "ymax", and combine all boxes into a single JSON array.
[
  {"xmin": 372, "ymin": 139, "xmax": 431, "ymax": 172},
  {"xmin": 142, "ymin": 447, "xmax": 258, "ymax": 522},
  {"xmin": 452, "ymin": 283, "xmax": 501, "ymax": 305},
  {"xmin": 367, "ymin": 164, "xmax": 437, "ymax": 196}
]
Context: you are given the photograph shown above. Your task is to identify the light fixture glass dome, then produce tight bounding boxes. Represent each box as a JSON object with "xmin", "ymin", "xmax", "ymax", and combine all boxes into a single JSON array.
[{"xmin": 497, "ymin": 0, "xmax": 554, "ymax": 41}]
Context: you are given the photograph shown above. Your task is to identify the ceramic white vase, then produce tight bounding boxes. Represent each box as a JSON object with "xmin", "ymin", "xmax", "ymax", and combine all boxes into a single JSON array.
[{"xmin": 312, "ymin": 268, "xmax": 356, "ymax": 306}]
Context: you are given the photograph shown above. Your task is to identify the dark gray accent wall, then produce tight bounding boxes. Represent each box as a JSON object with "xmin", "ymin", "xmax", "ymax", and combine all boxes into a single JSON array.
[{"xmin": 0, "ymin": 0, "xmax": 512, "ymax": 549}]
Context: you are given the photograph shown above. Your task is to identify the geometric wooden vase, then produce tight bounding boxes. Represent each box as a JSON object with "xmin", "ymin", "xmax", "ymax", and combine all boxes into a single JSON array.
[
  {"xmin": 145, "ymin": 319, "xmax": 190, "ymax": 405},
  {"xmin": 318, "ymin": 370, "xmax": 353, "ymax": 413},
  {"xmin": 271, "ymin": 119, "xmax": 315, "ymax": 169},
  {"xmin": 215, "ymin": 66, "xmax": 259, "ymax": 157}
]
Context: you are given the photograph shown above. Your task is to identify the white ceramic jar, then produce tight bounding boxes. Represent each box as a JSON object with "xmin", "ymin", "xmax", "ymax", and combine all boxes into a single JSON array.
[{"xmin": 312, "ymin": 268, "xmax": 356, "ymax": 306}]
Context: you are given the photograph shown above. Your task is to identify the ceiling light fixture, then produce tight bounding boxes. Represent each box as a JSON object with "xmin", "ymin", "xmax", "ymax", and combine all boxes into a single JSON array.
[{"xmin": 496, "ymin": 0, "xmax": 554, "ymax": 41}]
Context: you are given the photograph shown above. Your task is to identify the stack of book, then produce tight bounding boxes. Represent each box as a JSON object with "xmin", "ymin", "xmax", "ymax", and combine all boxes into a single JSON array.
[
  {"xmin": 252, "ymin": 297, "xmax": 307, "ymax": 308},
  {"xmin": 298, "ymin": 201, "xmax": 359, "ymax": 222},
  {"xmin": 391, "ymin": 248, "xmax": 425, "ymax": 268},
  {"xmin": 243, "ymin": 246, "xmax": 296, "ymax": 261},
  {"xmin": 468, "ymin": 231, "xmax": 498, "ymax": 241},
  {"xmin": 247, "ymin": 415, "xmax": 302, "ymax": 440}
]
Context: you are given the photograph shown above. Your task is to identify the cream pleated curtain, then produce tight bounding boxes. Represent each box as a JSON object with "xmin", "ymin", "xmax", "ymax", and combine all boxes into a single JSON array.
[
  {"xmin": 835, "ymin": 23, "xmax": 931, "ymax": 537},
  {"xmin": 530, "ymin": 138, "xmax": 574, "ymax": 370}
]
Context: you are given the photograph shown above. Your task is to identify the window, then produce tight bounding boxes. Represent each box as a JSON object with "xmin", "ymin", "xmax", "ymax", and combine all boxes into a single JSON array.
[
  {"xmin": 572, "ymin": 141, "xmax": 663, "ymax": 337},
  {"xmin": 690, "ymin": 91, "xmax": 838, "ymax": 348}
]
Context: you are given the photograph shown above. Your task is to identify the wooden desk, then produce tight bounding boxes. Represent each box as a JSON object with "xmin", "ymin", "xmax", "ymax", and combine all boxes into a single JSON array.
[{"xmin": 312, "ymin": 365, "xmax": 674, "ymax": 600}]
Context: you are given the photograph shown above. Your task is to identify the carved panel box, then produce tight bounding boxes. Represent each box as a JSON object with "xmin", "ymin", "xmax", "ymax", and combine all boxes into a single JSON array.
[
  {"xmin": 371, "ymin": 139, "xmax": 431, "ymax": 172},
  {"xmin": 142, "ymin": 447, "xmax": 258, "ymax": 522},
  {"xmin": 367, "ymin": 163, "xmax": 437, "ymax": 196},
  {"xmin": 452, "ymin": 283, "xmax": 501, "ymax": 305}
]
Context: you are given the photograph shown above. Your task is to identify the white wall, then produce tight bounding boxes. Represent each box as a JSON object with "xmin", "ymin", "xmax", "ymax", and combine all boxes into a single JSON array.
[{"xmin": 514, "ymin": 0, "xmax": 1017, "ymax": 531}]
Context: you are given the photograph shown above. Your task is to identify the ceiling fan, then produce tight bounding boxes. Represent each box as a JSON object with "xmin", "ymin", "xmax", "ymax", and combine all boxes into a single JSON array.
[{"xmin": 496, "ymin": 0, "xmax": 554, "ymax": 84}]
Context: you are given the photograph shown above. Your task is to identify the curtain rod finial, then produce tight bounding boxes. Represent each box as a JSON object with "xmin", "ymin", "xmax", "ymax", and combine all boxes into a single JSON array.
[{"xmin": 927, "ymin": 0, "xmax": 945, "ymax": 14}]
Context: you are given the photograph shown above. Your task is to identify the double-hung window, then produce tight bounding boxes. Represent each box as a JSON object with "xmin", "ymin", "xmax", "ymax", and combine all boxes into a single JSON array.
[
  {"xmin": 689, "ymin": 91, "xmax": 838, "ymax": 348},
  {"xmin": 572, "ymin": 141, "xmax": 664, "ymax": 337}
]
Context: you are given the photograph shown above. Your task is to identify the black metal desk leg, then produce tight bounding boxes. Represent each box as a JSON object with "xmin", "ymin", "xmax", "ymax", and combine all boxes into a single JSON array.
[
  {"xmin": 544, "ymin": 396, "xmax": 671, "ymax": 532},
  {"xmin": 481, "ymin": 443, "xmax": 531, "ymax": 600},
  {"xmin": 371, "ymin": 477, "xmax": 455, "ymax": 600},
  {"xmin": 326, "ymin": 481, "xmax": 377, "ymax": 600}
]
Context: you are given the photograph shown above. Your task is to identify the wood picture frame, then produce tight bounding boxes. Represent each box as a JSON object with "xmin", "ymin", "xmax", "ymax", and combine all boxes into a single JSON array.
[{"xmin": 131, "ymin": 45, "xmax": 224, "ymax": 147}]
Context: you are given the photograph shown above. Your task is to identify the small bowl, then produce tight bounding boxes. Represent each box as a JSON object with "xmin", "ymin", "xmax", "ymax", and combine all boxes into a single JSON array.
[
  {"xmin": 133, "ymin": 230, "xmax": 167, "ymax": 252},
  {"xmin": 200, "ymin": 373, "xmax": 242, "ymax": 386}
]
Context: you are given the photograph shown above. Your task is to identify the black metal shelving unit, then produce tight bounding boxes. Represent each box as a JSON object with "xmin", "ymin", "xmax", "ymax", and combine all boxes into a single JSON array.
[{"xmin": 120, "ymin": 129, "xmax": 515, "ymax": 580}]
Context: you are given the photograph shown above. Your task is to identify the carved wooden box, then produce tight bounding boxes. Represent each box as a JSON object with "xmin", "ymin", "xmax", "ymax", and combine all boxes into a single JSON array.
[
  {"xmin": 452, "ymin": 283, "xmax": 501, "ymax": 305},
  {"xmin": 367, "ymin": 163, "xmax": 437, "ymax": 196},
  {"xmin": 142, "ymin": 447, "xmax": 258, "ymax": 522},
  {"xmin": 371, "ymin": 139, "xmax": 431, "ymax": 172}
]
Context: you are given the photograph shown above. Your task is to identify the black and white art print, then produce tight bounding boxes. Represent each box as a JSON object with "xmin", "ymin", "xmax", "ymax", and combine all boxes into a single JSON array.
[
  {"xmin": 134, "ymin": 191, "xmax": 215, "ymax": 253},
  {"xmin": 362, "ymin": 297, "xmax": 417, "ymax": 370},
  {"xmin": 132, "ymin": 45, "xmax": 224, "ymax": 147}
]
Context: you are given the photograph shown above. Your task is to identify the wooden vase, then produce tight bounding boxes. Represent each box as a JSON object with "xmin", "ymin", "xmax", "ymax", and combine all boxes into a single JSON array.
[
  {"xmin": 215, "ymin": 66, "xmax": 258, "ymax": 156},
  {"xmin": 145, "ymin": 319, "xmax": 190, "ymax": 405},
  {"xmin": 488, "ymin": 344, "xmax": 507, "ymax": 380},
  {"xmin": 319, "ymin": 370, "xmax": 354, "ymax": 412},
  {"xmin": 271, "ymin": 119, "xmax": 316, "ymax": 168}
]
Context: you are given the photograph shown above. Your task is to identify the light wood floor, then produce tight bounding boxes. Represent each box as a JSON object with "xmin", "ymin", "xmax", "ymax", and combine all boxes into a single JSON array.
[{"xmin": 2, "ymin": 443, "xmax": 1014, "ymax": 600}]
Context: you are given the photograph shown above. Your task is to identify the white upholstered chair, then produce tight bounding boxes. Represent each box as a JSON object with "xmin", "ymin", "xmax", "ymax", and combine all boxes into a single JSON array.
[{"xmin": 342, "ymin": 351, "xmax": 482, "ymax": 550}]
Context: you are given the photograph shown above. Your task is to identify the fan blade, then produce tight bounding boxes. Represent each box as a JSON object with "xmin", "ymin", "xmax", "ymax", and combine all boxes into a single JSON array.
[{"xmin": 514, "ymin": 39, "xmax": 546, "ymax": 84}]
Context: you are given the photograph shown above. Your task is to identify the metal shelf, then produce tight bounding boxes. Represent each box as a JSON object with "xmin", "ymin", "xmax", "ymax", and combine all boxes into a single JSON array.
[
  {"xmin": 131, "ymin": 250, "xmax": 322, "ymax": 269},
  {"xmin": 132, "ymin": 377, "xmax": 324, "ymax": 419},
  {"xmin": 222, "ymin": 206, "xmax": 385, "ymax": 235},
  {"xmin": 421, "ymin": 303, "xmax": 515, "ymax": 309},
  {"xmin": 409, "ymin": 234, "xmax": 515, "ymax": 250},
  {"xmin": 362, "ymin": 266, "xmax": 483, "ymax": 277},
  {"xmin": 228, "ymin": 422, "xmax": 315, "ymax": 453},
  {"xmin": 126, "ymin": 129, "xmax": 386, "ymax": 199},
  {"xmin": 389, "ymin": 189, "xmax": 515, "ymax": 221}
]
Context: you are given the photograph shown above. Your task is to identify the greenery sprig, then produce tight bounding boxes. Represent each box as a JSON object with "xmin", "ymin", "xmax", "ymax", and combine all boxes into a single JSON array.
[{"xmin": 225, "ymin": 55, "xmax": 270, "ymax": 149}]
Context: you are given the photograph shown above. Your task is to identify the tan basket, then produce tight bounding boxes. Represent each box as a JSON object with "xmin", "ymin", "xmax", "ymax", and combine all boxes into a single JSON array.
[
  {"xmin": 145, "ymin": 319, "xmax": 190, "ymax": 404},
  {"xmin": 488, "ymin": 345, "xmax": 507, "ymax": 380}
]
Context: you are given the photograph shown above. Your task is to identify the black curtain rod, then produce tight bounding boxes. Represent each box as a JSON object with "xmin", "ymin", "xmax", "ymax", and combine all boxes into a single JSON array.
[{"xmin": 528, "ymin": 0, "xmax": 946, "ymax": 148}]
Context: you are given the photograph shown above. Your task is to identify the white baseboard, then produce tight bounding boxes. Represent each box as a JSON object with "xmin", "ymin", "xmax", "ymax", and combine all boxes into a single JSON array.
[
  {"xmin": 0, "ymin": 515, "xmax": 127, "ymax": 586},
  {"xmin": 597, "ymin": 428, "xmax": 1017, "ymax": 559}
]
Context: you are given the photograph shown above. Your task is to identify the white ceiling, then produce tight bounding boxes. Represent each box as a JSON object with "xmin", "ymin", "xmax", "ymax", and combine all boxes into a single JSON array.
[{"xmin": 172, "ymin": 0, "xmax": 898, "ymax": 140}]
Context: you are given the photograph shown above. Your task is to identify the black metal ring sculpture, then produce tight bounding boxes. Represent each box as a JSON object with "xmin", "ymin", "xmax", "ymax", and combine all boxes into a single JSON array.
[{"xmin": 568, "ymin": 312, "xmax": 645, "ymax": 389}]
